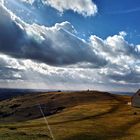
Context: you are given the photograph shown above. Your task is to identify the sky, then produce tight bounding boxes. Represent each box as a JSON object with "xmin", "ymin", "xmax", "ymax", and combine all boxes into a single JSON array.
[{"xmin": 0, "ymin": 0, "xmax": 139, "ymax": 92}]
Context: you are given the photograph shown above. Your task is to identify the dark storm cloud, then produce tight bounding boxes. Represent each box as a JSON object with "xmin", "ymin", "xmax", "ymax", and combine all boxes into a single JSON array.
[
  {"xmin": 0, "ymin": 67, "xmax": 22, "ymax": 80},
  {"xmin": 108, "ymin": 70, "xmax": 140, "ymax": 83},
  {"xmin": 0, "ymin": 5, "xmax": 107, "ymax": 67}
]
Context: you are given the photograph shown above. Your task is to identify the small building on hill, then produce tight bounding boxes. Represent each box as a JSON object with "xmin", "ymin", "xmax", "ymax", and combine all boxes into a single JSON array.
[{"xmin": 131, "ymin": 89, "xmax": 140, "ymax": 107}]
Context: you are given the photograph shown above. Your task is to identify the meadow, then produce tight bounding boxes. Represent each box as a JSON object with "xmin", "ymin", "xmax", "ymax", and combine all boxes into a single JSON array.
[{"xmin": 0, "ymin": 91, "xmax": 140, "ymax": 140}]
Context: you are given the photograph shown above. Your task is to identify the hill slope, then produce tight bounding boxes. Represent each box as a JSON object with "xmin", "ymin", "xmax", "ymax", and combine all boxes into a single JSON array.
[{"xmin": 0, "ymin": 91, "xmax": 140, "ymax": 140}]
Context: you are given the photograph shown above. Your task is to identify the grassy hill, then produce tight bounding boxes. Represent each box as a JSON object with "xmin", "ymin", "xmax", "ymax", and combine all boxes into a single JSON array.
[{"xmin": 0, "ymin": 90, "xmax": 140, "ymax": 140}]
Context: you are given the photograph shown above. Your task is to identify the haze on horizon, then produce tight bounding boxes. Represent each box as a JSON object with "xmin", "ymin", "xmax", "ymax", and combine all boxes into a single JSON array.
[{"xmin": 0, "ymin": 0, "xmax": 139, "ymax": 92}]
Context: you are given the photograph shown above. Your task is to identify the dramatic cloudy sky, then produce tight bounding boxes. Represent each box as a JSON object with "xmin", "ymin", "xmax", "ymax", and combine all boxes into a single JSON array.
[{"xmin": 0, "ymin": 0, "xmax": 139, "ymax": 91}]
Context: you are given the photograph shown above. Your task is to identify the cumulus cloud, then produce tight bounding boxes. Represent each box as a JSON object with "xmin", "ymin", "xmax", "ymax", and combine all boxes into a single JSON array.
[
  {"xmin": 43, "ymin": 0, "xmax": 98, "ymax": 16},
  {"xmin": 19, "ymin": 0, "xmax": 97, "ymax": 16},
  {"xmin": 90, "ymin": 33, "xmax": 140, "ymax": 85},
  {"xmin": 21, "ymin": 0, "xmax": 34, "ymax": 4},
  {"xmin": 0, "ymin": 0, "xmax": 4, "ymax": 5},
  {"xmin": 54, "ymin": 21, "xmax": 76, "ymax": 34},
  {"xmin": 90, "ymin": 33, "xmax": 140, "ymax": 64},
  {"xmin": 0, "ymin": 1, "xmax": 139, "ymax": 91},
  {"xmin": 0, "ymin": 4, "xmax": 107, "ymax": 67}
]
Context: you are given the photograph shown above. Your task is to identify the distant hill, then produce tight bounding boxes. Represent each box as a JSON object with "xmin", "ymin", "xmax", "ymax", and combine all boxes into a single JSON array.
[{"xmin": 0, "ymin": 88, "xmax": 54, "ymax": 101}]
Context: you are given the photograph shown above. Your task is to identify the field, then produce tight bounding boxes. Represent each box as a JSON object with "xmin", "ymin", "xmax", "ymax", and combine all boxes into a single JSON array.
[{"xmin": 0, "ymin": 91, "xmax": 140, "ymax": 140}]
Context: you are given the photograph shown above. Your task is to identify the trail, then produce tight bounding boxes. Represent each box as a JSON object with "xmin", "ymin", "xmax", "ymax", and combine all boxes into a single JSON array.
[{"xmin": 38, "ymin": 104, "xmax": 55, "ymax": 140}]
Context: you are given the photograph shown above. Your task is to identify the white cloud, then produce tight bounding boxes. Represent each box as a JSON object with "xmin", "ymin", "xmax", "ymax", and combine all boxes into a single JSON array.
[
  {"xmin": 19, "ymin": 0, "xmax": 98, "ymax": 16},
  {"xmin": 44, "ymin": 0, "xmax": 97, "ymax": 16},
  {"xmin": 0, "ymin": 45, "xmax": 139, "ymax": 91},
  {"xmin": 54, "ymin": 21, "xmax": 77, "ymax": 33},
  {"xmin": 20, "ymin": 0, "xmax": 34, "ymax": 4},
  {"xmin": 0, "ymin": 1, "xmax": 139, "ymax": 91},
  {"xmin": 0, "ymin": 0, "xmax": 4, "ymax": 5},
  {"xmin": 89, "ymin": 32, "xmax": 140, "ymax": 86},
  {"xmin": 136, "ymin": 45, "xmax": 140, "ymax": 52},
  {"xmin": 0, "ymin": 4, "xmax": 107, "ymax": 67},
  {"xmin": 119, "ymin": 31, "xmax": 127, "ymax": 37}
]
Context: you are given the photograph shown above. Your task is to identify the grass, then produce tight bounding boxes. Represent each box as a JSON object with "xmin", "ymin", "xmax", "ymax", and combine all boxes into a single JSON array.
[{"xmin": 0, "ymin": 91, "xmax": 140, "ymax": 140}]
